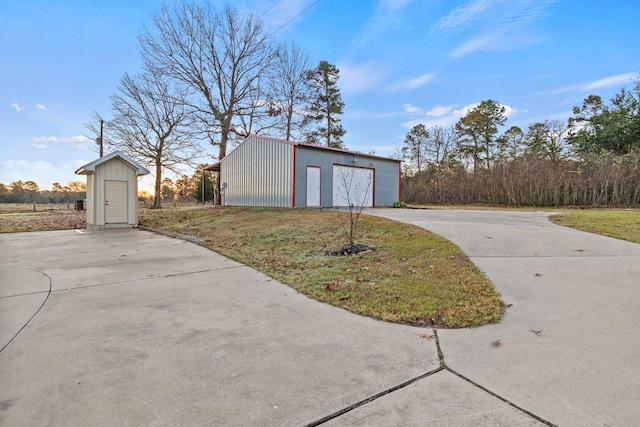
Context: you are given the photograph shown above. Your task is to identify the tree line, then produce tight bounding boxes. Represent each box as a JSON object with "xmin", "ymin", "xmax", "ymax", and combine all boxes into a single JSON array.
[
  {"xmin": 400, "ymin": 78, "xmax": 640, "ymax": 207},
  {"xmin": 0, "ymin": 181, "xmax": 86, "ymax": 205},
  {"xmin": 87, "ymin": 1, "xmax": 346, "ymax": 208}
]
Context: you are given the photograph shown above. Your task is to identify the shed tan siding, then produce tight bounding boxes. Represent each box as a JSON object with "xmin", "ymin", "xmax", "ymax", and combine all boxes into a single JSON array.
[
  {"xmin": 94, "ymin": 158, "xmax": 138, "ymax": 226},
  {"xmin": 221, "ymin": 136, "xmax": 294, "ymax": 207}
]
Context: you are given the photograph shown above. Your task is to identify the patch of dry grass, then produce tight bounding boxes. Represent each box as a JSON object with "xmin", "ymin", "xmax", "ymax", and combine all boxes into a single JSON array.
[{"xmin": 0, "ymin": 211, "xmax": 85, "ymax": 233}]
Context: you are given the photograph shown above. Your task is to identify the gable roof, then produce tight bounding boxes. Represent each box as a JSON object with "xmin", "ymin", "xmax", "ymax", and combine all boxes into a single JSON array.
[{"xmin": 75, "ymin": 151, "xmax": 150, "ymax": 176}]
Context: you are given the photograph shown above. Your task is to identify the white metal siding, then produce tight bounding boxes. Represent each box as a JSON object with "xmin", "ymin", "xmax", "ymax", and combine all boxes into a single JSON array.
[
  {"xmin": 221, "ymin": 136, "xmax": 294, "ymax": 207},
  {"xmin": 332, "ymin": 165, "xmax": 374, "ymax": 207}
]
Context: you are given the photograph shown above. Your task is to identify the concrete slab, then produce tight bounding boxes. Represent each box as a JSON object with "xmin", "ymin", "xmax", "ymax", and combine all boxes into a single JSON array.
[
  {"xmin": 369, "ymin": 208, "xmax": 640, "ymax": 426},
  {"xmin": 322, "ymin": 370, "xmax": 547, "ymax": 427},
  {"xmin": 0, "ymin": 229, "xmax": 437, "ymax": 426},
  {"xmin": 0, "ymin": 266, "xmax": 51, "ymax": 350}
]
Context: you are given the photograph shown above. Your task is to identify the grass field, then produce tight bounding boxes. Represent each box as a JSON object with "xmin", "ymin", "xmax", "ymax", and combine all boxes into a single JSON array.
[
  {"xmin": 549, "ymin": 209, "xmax": 640, "ymax": 244},
  {"xmin": 0, "ymin": 202, "xmax": 77, "ymax": 214}
]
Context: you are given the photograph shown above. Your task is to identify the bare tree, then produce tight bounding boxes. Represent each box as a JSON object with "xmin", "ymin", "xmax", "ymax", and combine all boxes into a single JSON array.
[
  {"xmin": 526, "ymin": 120, "xmax": 569, "ymax": 162},
  {"xmin": 334, "ymin": 168, "xmax": 373, "ymax": 247},
  {"xmin": 139, "ymin": 2, "xmax": 279, "ymax": 160},
  {"xmin": 109, "ymin": 69, "xmax": 200, "ymax": 208},
  {"xmin": 271, "ymin": 41, "xmax": 312, "ymax": 141}
]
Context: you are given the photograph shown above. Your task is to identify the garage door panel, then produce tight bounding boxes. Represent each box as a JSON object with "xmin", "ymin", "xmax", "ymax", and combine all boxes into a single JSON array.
[{"xmin": 332, "ymin": 166, "xmax": 373, "ymax": 207}]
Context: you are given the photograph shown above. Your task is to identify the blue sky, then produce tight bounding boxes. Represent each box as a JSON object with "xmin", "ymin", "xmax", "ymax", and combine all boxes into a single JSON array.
[{"xmin": 1, "ymin": 0, "xmax": 638, "ymax": 191}]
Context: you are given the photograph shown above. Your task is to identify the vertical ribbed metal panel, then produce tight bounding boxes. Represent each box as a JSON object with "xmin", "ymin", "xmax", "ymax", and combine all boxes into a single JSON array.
[
  {"xmin": 294, "ymin": 146, "xmax": 401, "ymax": 207},
  {"xmin": 221, "ymin": 136, "xmax": 293, "ymax": 207}
]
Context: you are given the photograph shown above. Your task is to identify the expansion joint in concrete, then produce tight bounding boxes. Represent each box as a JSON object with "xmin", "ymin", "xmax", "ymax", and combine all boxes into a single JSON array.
[
  {"xmin": 434, "ymin": 327, "xmax": 557, "ymax": 427},
  {"xmin": 0, "ymin": 269, "xmax": 52, "ymax": 354}
]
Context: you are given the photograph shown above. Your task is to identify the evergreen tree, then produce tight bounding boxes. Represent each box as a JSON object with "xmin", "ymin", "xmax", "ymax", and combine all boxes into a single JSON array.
[
  {"xmin": 303, "ymin": 61, "xmax": 346, "ymax": 148},
  {"xmin": 193, "ymin": 169, "xmax": 215, "ymax": 204}
]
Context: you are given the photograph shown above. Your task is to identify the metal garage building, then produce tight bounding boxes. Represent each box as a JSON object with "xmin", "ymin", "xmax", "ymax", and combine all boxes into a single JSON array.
[{"xmin": 205, "ymin": 135, "xmax": 401, "ymax": 208}]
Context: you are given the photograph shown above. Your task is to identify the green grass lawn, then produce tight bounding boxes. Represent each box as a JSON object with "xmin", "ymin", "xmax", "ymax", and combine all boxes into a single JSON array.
[
  {"xmin": 139, "ymin": 206, "xmax": 504, "ymax": 328},
  {"xmin": 549, "ymin": 209, "xmax": 640, "ymax": 244}
]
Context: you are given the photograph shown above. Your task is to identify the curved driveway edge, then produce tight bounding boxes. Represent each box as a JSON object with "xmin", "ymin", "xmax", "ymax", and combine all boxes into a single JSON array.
[
  {"xmin": 368, "ymin": 208, "xmax": 640, "ymax": 426},
  {"xmin": 1, "ymin": 228, "xmax": 548, "ymax": 426}
]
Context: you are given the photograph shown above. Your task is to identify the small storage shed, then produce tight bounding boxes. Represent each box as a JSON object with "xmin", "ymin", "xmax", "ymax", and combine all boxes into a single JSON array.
[
  {"xmin": 75, "ymin": 151, "xmax": 150, "ymax": 230},
  {"xmin": 205, "ymin": 135, "xmax": 401, "ymax": 208}
]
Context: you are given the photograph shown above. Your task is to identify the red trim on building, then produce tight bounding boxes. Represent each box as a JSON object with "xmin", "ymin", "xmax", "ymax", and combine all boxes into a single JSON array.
[
  {"xmin": 398, "ymin": 162, "xmax": 402, "ymax": 202},
  {"xmin": 291, "ymin": 144, "xmax": 296, "ymax": 207}
]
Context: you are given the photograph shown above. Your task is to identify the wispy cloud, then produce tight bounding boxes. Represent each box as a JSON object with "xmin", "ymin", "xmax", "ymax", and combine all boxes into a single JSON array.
[
  {"xmin": 11, "ymin": 102, "xmax": 22, "ymax": 112},
  {"xmin": 389, "ymin": 73, "xmax": 435, "ymax": 91},
  {"xmin": 62, "ymin": 135, "xmax": 93, "ymax": 150},
  {"xmin": 336, "ymin": 61, "xmax": 389, "ymax": 96},
  {"xmin": 434, "ymin": 0, "xmax": 495, "ymax": 32},
  {"xmin": 435, "ymin": 0, "xmax": 554, "ymax": 58},
  {"xmin": 31, "ymin": 143, "xmax": 48, "ymax": 150},
  {"xmin": 350, "ymin": 0, "xmax": 416, "ymax": 51},
  {"xmin": 551, "ymin": 72, "xmax": 637, "ymax": 94},
  {"xmin": 34, "ymin": 136, "xmax": 59, "ymax": 143},
  {"xmin": 33, "ymin": 135, "xmax": 93, "ymax": 150},
  {"xmin": 36, "ymin": 103, "xmax": 46, "ymax": 110},
  {"xmin": 583, "ymin": 73, "xmax": 637, "ymax": 91},
  {"xmin": 0, "ymin": 160, "xmax": 53, "ymax": 172}
]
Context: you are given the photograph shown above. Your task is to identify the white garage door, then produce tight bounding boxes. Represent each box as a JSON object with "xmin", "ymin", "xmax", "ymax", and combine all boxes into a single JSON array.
[{"xmin": 332, "ymin": 165, "xmax": 373, "ymax": 207}]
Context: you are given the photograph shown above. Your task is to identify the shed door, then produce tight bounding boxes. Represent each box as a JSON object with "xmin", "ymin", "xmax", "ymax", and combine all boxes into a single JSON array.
[
  {"xmin": 306, "ymin": 166, "xmax": 321, "ymax": 207},
  {"xmin": 332, "ymin": 165, "xmax": 373, "ymax": 207},
  {"xmin": 105, "ymin": 180, "xmax": 128, "ymax": 223}
]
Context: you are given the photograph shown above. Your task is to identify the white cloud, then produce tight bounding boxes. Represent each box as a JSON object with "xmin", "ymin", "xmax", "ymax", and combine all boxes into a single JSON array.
[
  {"xmin": 34, "ymin": 136, "xmax": 59, "ymax": 143},
  {"xmin": 11, "ymin": 102, "xmax": 22, "ymax": 112},
  {"xmin": 61, "ymin": 135, "xmax": 93, "ymax": 151},
  {"xmin": 36, "ymin": 104, "xmax": 46, "ymax": 110},
  {"xmin": 402, "ymin": 103, "xmax": 425, "ymax": 115},
  {"xmin": 0, "ymin": 160, "xmax": 53, "ymax": 172},
  {"xmin": 32, "ymin": 135, "xmax": 93, "ymax": 151},
  {"xmin": 426, "ymin": 106, "xmax": 453, "ymax": 117},
  {"xmin": 435, "ymin": 0, "xmax": 496, "ymax": 32},
  {"xmin": 436, "ymin": 0, "xmax": 554, "ymax": 58},
  {"xmin": 31, "ymin": 143, "xmax": 48, "ymax": 150},
  {"xmin": 336, "ymin": 61, "xmax": 388, "ymax": 96},
  {"xmin": 347, "ymin": 0, "xmax": 418, "ymax": 52},
  {"xmin": 400, "ymin": 102, "xmax": 516, "ymax": 129},
  {"xmin": 582, "ymin": 73, "xmax": 637, "ymax": 91},
  {"xmin": 450, "ymin": 28, "xmax": 507, "ymax": 58},
  {"xmin": 551, "ymin": 72, "xmax": 637, "ymax": 94},
  {"xmin": 389, "ymin": 73, "xmax": 435, "ymax": 91}
]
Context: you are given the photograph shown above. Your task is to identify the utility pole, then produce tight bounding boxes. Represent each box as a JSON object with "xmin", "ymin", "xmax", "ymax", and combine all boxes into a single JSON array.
[{"xmin": 99, "ymin": 119, "xmax": 104, "ymax": 157}]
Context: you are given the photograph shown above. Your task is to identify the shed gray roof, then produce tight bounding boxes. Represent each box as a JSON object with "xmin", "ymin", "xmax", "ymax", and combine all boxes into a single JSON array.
[{"xmin": 75, "ymin": 151, "xmax": 150, "ymax": 176}]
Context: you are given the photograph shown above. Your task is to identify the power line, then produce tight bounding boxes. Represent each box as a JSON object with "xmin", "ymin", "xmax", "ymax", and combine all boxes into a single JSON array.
[
  {"xmin": 268, "ymin": 0, "xmax": 321, "ymax": 35},
  {"xmin": 260, "ymin": 0, "xmax": 285, "ymax": 18}
]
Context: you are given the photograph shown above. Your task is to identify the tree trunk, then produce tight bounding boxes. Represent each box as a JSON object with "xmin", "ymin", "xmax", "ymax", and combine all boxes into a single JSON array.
[{"xmin": 154, "ymin": 160, "xmax": 162, "ymax": 209}]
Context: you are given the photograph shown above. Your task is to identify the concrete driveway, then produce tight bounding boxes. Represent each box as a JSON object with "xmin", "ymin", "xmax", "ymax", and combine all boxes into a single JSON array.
[
  {"xmin": 1, "ymin": 209, "xmax": 639, "ymax": 426},
  {"xmin": 367, "ymin": 208, "xmax": 640, "ymax": 426}
]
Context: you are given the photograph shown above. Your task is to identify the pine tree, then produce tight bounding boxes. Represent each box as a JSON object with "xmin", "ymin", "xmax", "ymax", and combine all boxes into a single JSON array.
[{"xmin": 303, "ymin": 61, "xmax": 346, "ymax": 148}]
